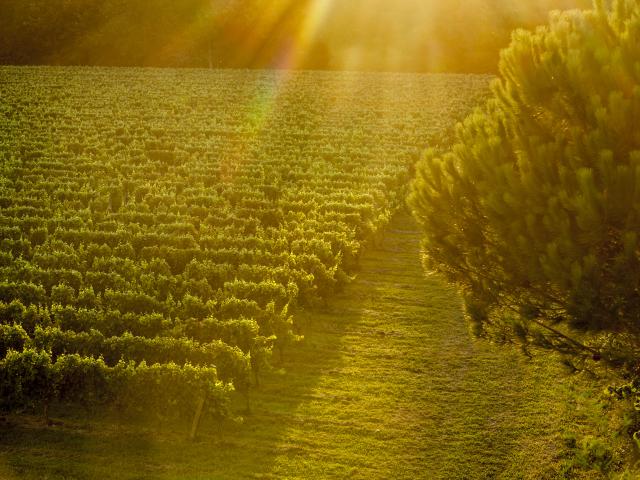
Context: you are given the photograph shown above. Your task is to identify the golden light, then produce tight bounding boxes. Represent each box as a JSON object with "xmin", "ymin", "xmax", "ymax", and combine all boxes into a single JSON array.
[{"xmin": 140, "ymin": 0, "xmax": 592, "ymax": 73}]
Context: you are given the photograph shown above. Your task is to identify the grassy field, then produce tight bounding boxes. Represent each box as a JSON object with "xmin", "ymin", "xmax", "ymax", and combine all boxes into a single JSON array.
[{"xmin": 0, "ymin": 210, "xmax": 617, "ymax": 479}]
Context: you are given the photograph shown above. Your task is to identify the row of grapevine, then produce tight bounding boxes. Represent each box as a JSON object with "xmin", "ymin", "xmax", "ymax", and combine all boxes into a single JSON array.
[{"xmin": 0, "ymin": 67, "xmax": 488, "ymax": 423}]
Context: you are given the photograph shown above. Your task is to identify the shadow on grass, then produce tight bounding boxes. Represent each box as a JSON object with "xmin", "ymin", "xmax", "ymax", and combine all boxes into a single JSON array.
[{"xmin": 0, "ymin": 296, "xmax": 352, "ymax": 480}]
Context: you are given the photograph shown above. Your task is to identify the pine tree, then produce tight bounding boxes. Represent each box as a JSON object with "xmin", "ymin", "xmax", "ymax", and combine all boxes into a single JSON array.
[{"xmin": 409, "ymin": 0, "xmax": 640, "ymax": 365}]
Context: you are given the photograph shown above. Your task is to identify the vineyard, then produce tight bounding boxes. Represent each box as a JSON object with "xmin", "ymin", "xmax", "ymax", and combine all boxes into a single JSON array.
[{"xmin": 0, "ymin": 67, "xmax": 490, "ymax": 424}]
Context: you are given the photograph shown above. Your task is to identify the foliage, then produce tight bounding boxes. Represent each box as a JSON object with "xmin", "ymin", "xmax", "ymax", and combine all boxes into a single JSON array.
[
  {"xmin": 410, "ymin": 0, "xmax": 640, "ymax": 359},
  {"xmin": 410, "ymin": 1, "xmax": 640, "ymax": 466},
  {"xmin": 0, "ymin": 348, "xmax": 232, "ymax": 419}
]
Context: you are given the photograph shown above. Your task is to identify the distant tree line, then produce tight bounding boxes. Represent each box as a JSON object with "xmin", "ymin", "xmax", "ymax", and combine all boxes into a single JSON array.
[
  {"xmin": 0, "ymin": 0, "xmax": 317, "ymax": 69},
  {"xmin": 0, "ymin": 0, "xmax": 590, "ymax": 72}
]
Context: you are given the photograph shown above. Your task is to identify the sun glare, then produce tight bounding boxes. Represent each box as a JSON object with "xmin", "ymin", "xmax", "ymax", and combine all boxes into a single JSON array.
[{"xmin": 135, "ymin": 0, "xmax": 592, "ymax": 72}]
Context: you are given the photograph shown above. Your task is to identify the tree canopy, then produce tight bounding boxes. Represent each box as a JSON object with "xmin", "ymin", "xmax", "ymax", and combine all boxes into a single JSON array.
[{"xmin": 409, "ymin": 0, "xmax": 640, "ymax": 364}]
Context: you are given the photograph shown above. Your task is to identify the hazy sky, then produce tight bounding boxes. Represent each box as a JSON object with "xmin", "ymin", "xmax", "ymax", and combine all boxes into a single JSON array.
[{"xmin": 304, "ymin": 0, "xmax": 592, "ymax": 71}]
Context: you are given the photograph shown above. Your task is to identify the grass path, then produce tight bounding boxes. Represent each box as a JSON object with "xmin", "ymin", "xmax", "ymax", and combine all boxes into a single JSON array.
[
  {"xmin": 263, "ymin": 209, "xmax": 577, "ymax": 479},
  {"xmin": 0, "ymin": 210, "xmax": 602, "ymax": 479}
]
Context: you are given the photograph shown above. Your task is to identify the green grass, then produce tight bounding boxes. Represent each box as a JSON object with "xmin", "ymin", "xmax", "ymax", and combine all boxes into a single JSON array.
[{"xmin": 0, "ymin": 210, "xmax": 620, "ymax": 479}]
